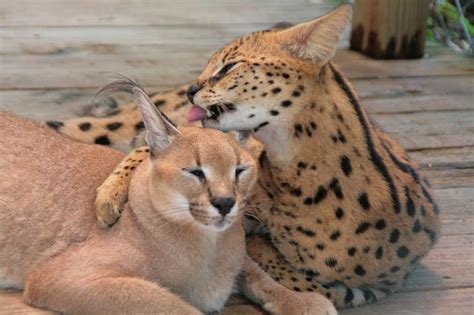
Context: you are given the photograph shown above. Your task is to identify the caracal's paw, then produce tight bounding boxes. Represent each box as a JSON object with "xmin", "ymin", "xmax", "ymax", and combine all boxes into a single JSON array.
[
  {"xmin": 95, "ymin": 178, "xmax": 128, "ymax": 228},
  {"xmin": 264, "ymin": 291, "xmax": 337, "ymax": 315}
]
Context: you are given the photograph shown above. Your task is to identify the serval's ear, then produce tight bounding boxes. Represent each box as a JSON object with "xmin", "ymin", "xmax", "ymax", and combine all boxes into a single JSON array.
[
  {"xmin": 95, "ymin": 76, "xmax": 180, "ymax": 155},
  {"xmin": 272, "ymin": 4, "xmax": 352, "ymax": 65}
]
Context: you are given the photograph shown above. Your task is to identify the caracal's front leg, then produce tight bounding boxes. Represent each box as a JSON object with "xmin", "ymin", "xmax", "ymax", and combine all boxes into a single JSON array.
[
  {"xmin": 24, "ymin": 262, "xmax": 201, "ymax": 315},
  {"xmin": 241, "ymin": 255, "xmax": 337, "ymax": 315},
  {"xmin": 96, "ymin": 146, "xmax": 149, "ymax": 227}
]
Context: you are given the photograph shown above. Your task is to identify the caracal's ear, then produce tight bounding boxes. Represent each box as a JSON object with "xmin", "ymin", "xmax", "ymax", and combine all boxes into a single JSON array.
[
  {"xmin": 95, "ymin": 76, "xmax": 180, "ymax": 155},
  {"xmin": 272, "ymin": 4, "xmax": 352, "ymax": 65}
]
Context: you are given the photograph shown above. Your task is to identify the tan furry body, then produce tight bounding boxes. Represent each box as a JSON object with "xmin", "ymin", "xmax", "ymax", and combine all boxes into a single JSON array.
[
  {"xmin": 1, "ymin": 101, "xmax": 335, "ymax": 314},
  {"xmin": 45, "ymin": 4, "xmax": 441, "ymax": 310},
  {"xmin": 0, "ymin": 112, "xmax": 241, "ymax": 313}
]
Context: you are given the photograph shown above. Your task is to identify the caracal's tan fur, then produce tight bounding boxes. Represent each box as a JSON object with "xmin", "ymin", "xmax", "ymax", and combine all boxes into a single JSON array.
[{"xmin": 0, "ymin": 79, "xmax": 336, "ymax": 314}]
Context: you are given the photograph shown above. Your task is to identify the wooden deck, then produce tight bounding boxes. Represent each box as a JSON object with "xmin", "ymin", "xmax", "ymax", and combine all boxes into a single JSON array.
[{"xmin": 1, "ymin": 1, "xmax": 473, "ymax": 314}]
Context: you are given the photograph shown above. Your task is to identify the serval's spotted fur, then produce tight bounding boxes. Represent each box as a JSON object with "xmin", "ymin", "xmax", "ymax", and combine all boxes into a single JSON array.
[{"xmin": 47, "ymin": 4, "xmax": 441, "ymax": 309}]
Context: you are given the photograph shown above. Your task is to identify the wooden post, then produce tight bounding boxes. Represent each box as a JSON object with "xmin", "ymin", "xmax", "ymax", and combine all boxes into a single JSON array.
[{"xmin": 350, "ymin": 0, "xmax": 431, "ymax": 59}]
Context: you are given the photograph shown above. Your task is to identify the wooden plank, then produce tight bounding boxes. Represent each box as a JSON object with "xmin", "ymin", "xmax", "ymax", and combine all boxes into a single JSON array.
[
  {"xmin": 0, "ymin": 25, "xmax": 271, "ymax": 55},
  {"xmin": 335, "ymin": 50, "xmax": 474, "ymax": 79},
  {"xmin": 423, "ymin": 168, "xmax": 474, "ymax": 190},
  {"xmin": 404, "ymin": 234, "xmax": 474, "ymax": 291},
  {"xmin": 432, "ymin": 188, "xmax": 474, "ymax": 236},
  {"xmin": 354, "ymin": 76, "xmax": 474, "ymax": 100},
  {"xmin": 410, "ymin": 146, "xmax": 474, "ymax": 169},
  {"xmin": 342, "ymin": 287, "xmax": 474, "ymax": 315},
  {"xmin": 0, "ymin": 46, "xmax": 472, "ymax": 89},
  {"xmin": 0, "ymin": 0, "xmax": 332, "ymax": 27},
  {"xmin": 372, "ymin": 110, "xmax": 474, "ymax": 151},
  {"xmin": 0, "ymin": 289, "xmax": 52, "ymax": 314},
  {"xmin": 364, "ymin": 94, "xmax": 474, "ymax": 114}
]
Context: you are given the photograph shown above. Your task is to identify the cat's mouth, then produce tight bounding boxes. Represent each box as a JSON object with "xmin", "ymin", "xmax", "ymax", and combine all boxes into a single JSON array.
[{"xmin": 186, "ymin": 103, "xmax": 236, "ymax": 123}]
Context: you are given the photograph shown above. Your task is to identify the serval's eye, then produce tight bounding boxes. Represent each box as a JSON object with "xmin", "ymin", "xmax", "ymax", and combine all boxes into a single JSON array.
[
  {"xmin": 185, "ymin": 168, "xmax": 206, "ymax": 181},
  {"xmin": 212, "ymin": 62, "xmax": 239, "ymax": 81}
]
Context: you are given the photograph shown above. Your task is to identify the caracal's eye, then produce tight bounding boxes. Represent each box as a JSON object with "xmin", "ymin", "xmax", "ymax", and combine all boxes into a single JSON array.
[
  {"xmin": 235, "ymin": 166, "xmax": 247, "ymax": 180},
  {"xmin": 187, "ymin": 168, "xmax": 206, "ymax": 181}
]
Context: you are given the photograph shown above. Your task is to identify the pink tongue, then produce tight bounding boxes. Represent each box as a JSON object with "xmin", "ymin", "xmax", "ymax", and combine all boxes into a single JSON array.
[{"xmin": 186, "ymin": 105, "xmax": 207, "ymax": 123}]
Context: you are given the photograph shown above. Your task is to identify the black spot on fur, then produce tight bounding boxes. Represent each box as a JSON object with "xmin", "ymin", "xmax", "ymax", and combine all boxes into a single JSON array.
[
  {"xmin": 375, "ymin": 219, "xmax": 386, "ymax": 230},
  {"xmin": 79, "ymin": 122, "xmax": 91, "ymax": 131},
  {"xmin": 325, "ymin": 258, "xmax": 338, "ymax": 267},
  {"xmin": 270, "ymin": 110, "xmax": 279, "ymax": 116},
  {"xmin": 296, "ymin": 226, "xmax": 316, "ymax": 237},
  {"xmin": 412, "ymin": 219, "xmax": 422, "ymax": 233},
  {"xmin": 375, "ymin": 246, "xmax": 383, "ymax": 259},
  {"xmin": 330, "ymin": 230, "xmax": 341, "ymax": 241},
  {"xmin": 294, "ymin": 123, "xmax": 303, "ymax": 137},
  {"xmin": 297, "ymin": 161, "xmax": 308, "ymax": 169},
  {"xmin": 354, "ymin": 265, "xmax": 366, "ymax": 276},
  {"xmin": 390, "ymin": 266, "xmax": 400, "ymax": 273},
  {"xmin": 389, "ymin": 229, "xmax": 400, "ymax": 243},
  {"xmin": 281, "ymin": 100, "xmax": 292, "ymax": 107},
  {"xmin": 347, "ymin": 247, "xmax": 357, "ymax": 256},
  {"xmin": 397, "ymin": 246, "xmax": 410, "ymax": 258},
  {"xmin": 335, "ymin": 207, "xmax": 344, "ymax": 219},
  {"xmin": 329, "ymin": 178, "xmax": 344, "ymax": 199},
  {"xmin": 313, "ymin": 186, "xmax": 327, "ymax": 204},
  {"xmin": 291, "ymin": 187, "xmax": 302, "ymax": 197},
  {"xmin": 272, "ymin": 87, "xmax": 282, "ymax": 94},
  {"xmin": 292, "ymin": 90, "xmax": 301, "ymax": 97},
  {"xmin": 282, "ymin": 73, "xmax": 290, "ymax": 79},
  {"xmin": 355, "ymin": 222, "xmax": 371, "ymax": 234},
  {"xmin": 358, "ymin": 193, "xmax": 371, "ymax": 210},
  {"xmin": 106, "ymin": 122, "xmax": 123, "ymax": 131},
  {"xmin": 337, "ymin": 129, "xmax": 346, "ymax": 143},
  {"xmin": 340, "ymin": 155, "xmax": 352, "ymax": 176},
  {"xmin": 95, "ymin": 135, "xmax": 111, "ymax": 145},
  {"xmin": 316, "ymin": 243, "xmax": 325, "ymax": 250}
]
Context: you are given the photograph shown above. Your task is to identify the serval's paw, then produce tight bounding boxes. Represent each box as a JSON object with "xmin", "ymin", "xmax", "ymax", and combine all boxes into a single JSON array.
[
  {"xmin": 264, "ymin": 291, "xmax": 337, "ymax": 315},
  {"xmin": 95, "ymin": 176, "xmax": 128, "ymax": 228},
  {"xmin": 95, "ymin": 146, "xmax": 149, "ymax": 228}
]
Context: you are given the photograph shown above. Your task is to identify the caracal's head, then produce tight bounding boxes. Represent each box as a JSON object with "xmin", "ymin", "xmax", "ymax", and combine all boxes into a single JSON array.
[
  {"xmin": 99, "ymin": 77, "xmax": 257, "ymax": 232},
  {"xmin": 185, "ymin": 4, "xmax": 352, "ymax": 132}
]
